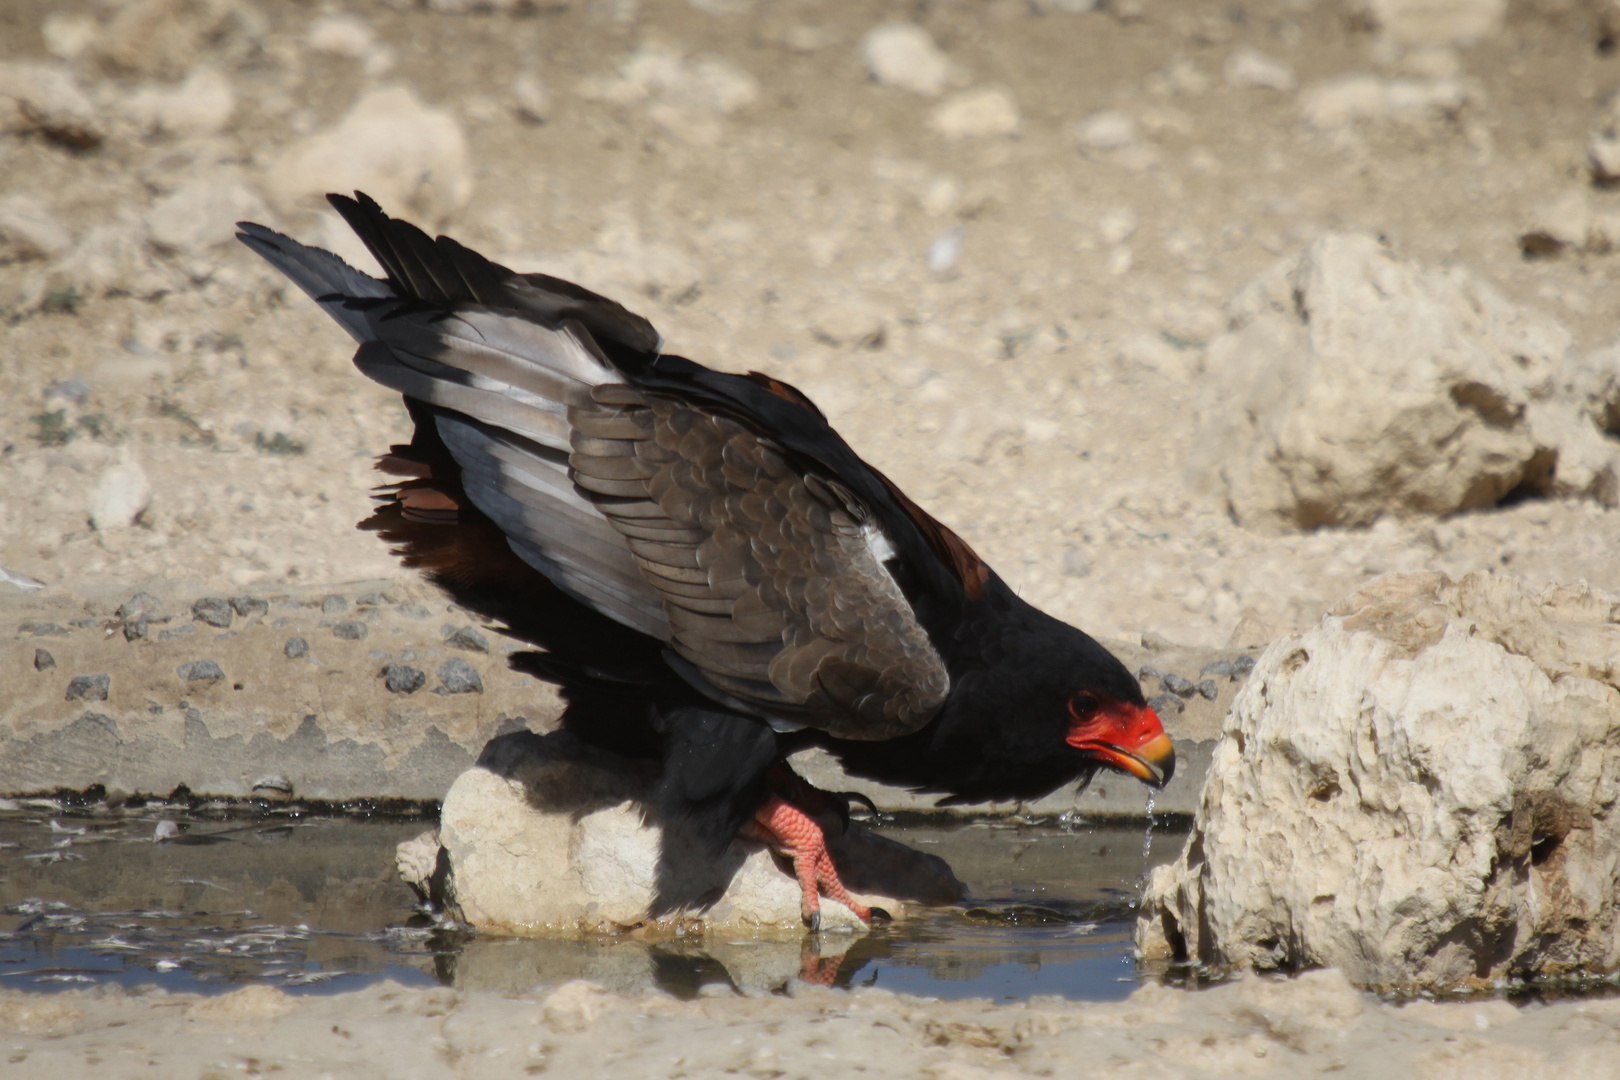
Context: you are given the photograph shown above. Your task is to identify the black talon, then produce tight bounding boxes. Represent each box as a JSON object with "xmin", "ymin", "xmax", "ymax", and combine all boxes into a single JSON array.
[
  {"xmin": 808, "ymin": 910, "xmax": 822, "ymax": 932},
  {"xmin": 868, "ymin": 906, "xmax": 892, "ymax": 925}
]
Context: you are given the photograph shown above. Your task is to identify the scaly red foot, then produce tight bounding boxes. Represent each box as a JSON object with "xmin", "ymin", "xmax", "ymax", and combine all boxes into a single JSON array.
[{"xmin": 745, "ymin": 796, "xmax": 870, "ymax": 930}]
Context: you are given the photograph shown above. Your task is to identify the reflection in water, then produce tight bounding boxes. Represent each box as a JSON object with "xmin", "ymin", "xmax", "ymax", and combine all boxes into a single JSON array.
[{"xmin": 0, "ymin": 804, "xmax": 1185, "ymax": 1002}]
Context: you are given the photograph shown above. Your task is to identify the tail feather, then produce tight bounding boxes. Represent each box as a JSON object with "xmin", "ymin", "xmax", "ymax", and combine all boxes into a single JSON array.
[
  {"xmin": 234, "ymin": 222, "xmax": 392, "ymax": 344},
  {"xmin": 237, "ymin": 194, "xmax": 675, "ymax": 641},
  {"xmin": 326, "ymin": 191, "xmax": 661, "ymax": 361},
  {"xmin": 328, "ymin": 191, "xmax": 506, "ymax": 307}
]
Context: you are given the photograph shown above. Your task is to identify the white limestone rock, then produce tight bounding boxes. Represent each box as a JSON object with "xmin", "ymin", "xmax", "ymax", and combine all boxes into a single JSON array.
[
  {"xmin": 1356, "ymin": 0, "xmax": 1505, "ymax": 46},
  {"xmin": 1588, "ymin": 91, "xmax": 1620, "ymax": 185},
  {"xmin": 1191, "ymin": 233, "xmax": 1591, "ymax": 531},
  {"xmin": 94, "ymin": 0, "xmax": 264, "ymax": 81},
  {"xmin": 422, "ymin": 731, "xmax": 964, "ymax": 937},
  {"xmin": 1223, "ymin": 47, "xmax": 1295, "ymax": 91},
  {"xmin": 41, "ymin": 13, "xmax": 99, "ymax": 62},
  {"xmin": 1137, "ymin": 571, "xmax": 1620, "ymax": 992},
  {"xmin": 927, "ymin": 85, "xmax": 1019, "ymax": 140},
  {"xmin": 265, "ymin": 86, "xmax": 471, "ymax": 229},
  {"xmin": 1300, "ymin": 74, "xmax": 1466, "ymax": 129},
  {"xmin": 305, "ymin": 13, "xmax": 393, "ymax": 74},
  {"xmin": 52, "ymin": 216, "xmax": 160, "ymax": 299},
  {"xmin": 121, "ymin": 67, "xmax": 237, "ymax": 137},
  {"xmin": 89, "ymin": 455, "xmax": 153, "ymax": 531},
  {"xmin": 1074, "ymin": 109, "xmax": 1138, "ymax": 153},
  {"xmin": 144, "ymin": 176, "xmax": 269, "ymax": 255},
  {"xmin": 859, "ymin": 23, "xmax": 959, "ymax": 97},
  {"xmin": 0, "ymin": 196, "xmax": 72, "ymax": 262},
  {"xmin": 0, "ymin": 62, "xmax": 103, "ymax": 149}
]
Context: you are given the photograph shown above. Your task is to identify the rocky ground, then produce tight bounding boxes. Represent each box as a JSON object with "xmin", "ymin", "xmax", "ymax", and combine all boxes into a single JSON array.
[
  {"xmin": 4, "ymin": 0, "xmax": 1620, "ymax": 647},
  {"xmin": 6, "ymin": 0, "xmax": 1620, "ymax": 1070},
  {"xmin": 5, "ymin": 970, "xmax": 1620, "ymax": 1079}
]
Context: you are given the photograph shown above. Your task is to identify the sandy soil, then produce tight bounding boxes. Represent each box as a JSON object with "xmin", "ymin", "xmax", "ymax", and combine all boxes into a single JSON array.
[{"xmin": 5, "ymin": 970, "xmax": 1620, "ymax": 1079}]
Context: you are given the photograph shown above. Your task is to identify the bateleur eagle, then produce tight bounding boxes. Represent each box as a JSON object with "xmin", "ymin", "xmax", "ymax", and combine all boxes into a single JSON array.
[{"xmin": 238, "ymin": 194, "xmax": 1174, "ymax": 929}]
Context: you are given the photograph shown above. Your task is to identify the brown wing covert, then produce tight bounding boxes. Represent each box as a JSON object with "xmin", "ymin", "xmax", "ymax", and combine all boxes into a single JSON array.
[{"xmin": 569, "ymin": 385, "xmax": 949, "ymax": 740}]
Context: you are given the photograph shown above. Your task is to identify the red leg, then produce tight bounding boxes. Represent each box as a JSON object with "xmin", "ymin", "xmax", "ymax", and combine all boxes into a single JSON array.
[
  {"xmin": 747, "ymin": 796, "xmax": 870, "ymax": 930},
  {"xmin": 798, "ymin": 939, "xmax": 847, "ymax": 986}
]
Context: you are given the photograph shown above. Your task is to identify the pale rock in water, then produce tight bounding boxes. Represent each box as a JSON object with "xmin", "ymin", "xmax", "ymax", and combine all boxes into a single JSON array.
[
  {"xmin": 417, "ymin": 731, "xmax": 964, "ymax": 936},
  {"xmin": 1138, "ymin": 571, "xmax": 1620, "ymax": 992}
]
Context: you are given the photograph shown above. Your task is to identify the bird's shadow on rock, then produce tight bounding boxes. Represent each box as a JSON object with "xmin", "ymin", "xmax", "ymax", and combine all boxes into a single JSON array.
[{"xmin": 473, "ymin": 729, "xmax": 749, "ymax": 920}]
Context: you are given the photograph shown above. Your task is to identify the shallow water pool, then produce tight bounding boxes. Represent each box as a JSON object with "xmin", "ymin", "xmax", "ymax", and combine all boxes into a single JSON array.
[{"xmin": 0, "ymin": 802, "xmax": 1185, "ymax": 1002}]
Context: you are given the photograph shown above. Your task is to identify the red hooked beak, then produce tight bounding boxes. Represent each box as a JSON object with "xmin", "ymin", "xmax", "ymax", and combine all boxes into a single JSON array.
[{"xmin": 1066, "ymin": 699, "xmax": 1176, "ymax": 790}]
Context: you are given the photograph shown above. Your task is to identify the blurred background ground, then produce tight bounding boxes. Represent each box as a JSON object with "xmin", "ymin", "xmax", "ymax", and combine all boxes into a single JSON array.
[{"xmin": 2, "ymin": 0, "xmax": 1619, "ymax": 650}]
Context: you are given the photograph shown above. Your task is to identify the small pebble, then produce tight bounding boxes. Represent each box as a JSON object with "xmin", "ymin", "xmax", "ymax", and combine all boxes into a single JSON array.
[
  {"xmin": 321, "ymin": 595, "xmax": 349, "ymax": 615},
  {"xmin": 1140, "ymin": 630, "xmax": 1174, "ymax": 652},
  {"xmin": 1147, "ymin": 692, "xmax": 1185, "ymax": 715},
  {"xmin": 1061, "ymin": 547, "xmax": 1092, "ymax": 578},
  {"xmin": 399, "ymin": 649, "xmax": 418, "ymax": 662},
  {"xmin": 1137, "ymin": 665, "xmax": 1164, "ymax": 683},
  {"xmin": 860, "ymin": 22, "xmax": 954, "ymax": 96},
  {"xmin": 444, "ymin": 625, "xmax": 489, "ymax": 653},
  {"xmin": 284, "ymin": 636, "xmax": 309, "ymax": 659},
  {"xmin": 927, "ymin": 226, "xmax": 963, "ymax": 273},
  {"xmin": 356, "ymin": 592, "xmax": 386, "ymax": 606},
  {"xmin": 45, "ymin": 376, "xmax": 89, "ymax": 406},
  {"xmin": 383, "ymin": 663, "xmax": 426, "ymax": 694},
  {"xmin": 368, "ymin": 649, "xmax": 390, "ymax": 660},
  {"xmin": 1195, "ymin": 678, "xmax": 1219, "ymax": 700},
  {"xmin": 177, "ymin": 660, "xmax": 224, "ymax": 683},
  {"xmin": 1224, "ymin": 46, "xmax": 1295, "ymax": 91},
  {"xmin": 437, "ymin": 657, "xmax": 483, "ymax": 694},
  {"xmin": 398, "ymin": 603, "xmax": 430, "ymax": 620},
  {"xmin": 158, "ymin": 624, "xmax": 197, "ymax": 640},
  {"xmin": 65, "ymin": 673, "xmax": 109, "ymax": 701},
  {"xmin": 34, "ymin": 648, "xmax": 56, "ymax": 671},
  {"xmin": 1161, "ymin": 672, "xmax": 1196, "ymax": 697},
  {"xmin": 1200, "ymin": 659, "xmax": 1237, "ymax": 679},
  {"xmin": 333, "ymin": 621, "xmax": 368, "ymax": 641},
  {"xmin": 229, "ymin": 595, "xmax": 269, "ymax": 618},
  {"xmin": 19, "ymin": 621, "xmax": 69, "ymax": 637},
  {"xmin": 1075, "ymin": 109, "xmax": 1138, "ymax": 153},
  {"xmin": 1232, "ymin": 655, "xmax": 1257, "ymax": 677},
  {"xmin": 117, "ymin": 592, "xmax": 163, "ymax": 621},
  {"xmin": 191, "ymin": 597, "xmax": 233, "ymax": 629},
  {"xmin": 123, "ymin": 616, "xmax": 148, "ymax": 641}
]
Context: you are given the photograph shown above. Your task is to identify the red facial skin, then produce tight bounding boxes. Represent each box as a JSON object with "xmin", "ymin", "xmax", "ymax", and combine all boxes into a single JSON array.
[{"xmin": 1064, "ymin": 696, "xmax": 1176, "ymax": 788}]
